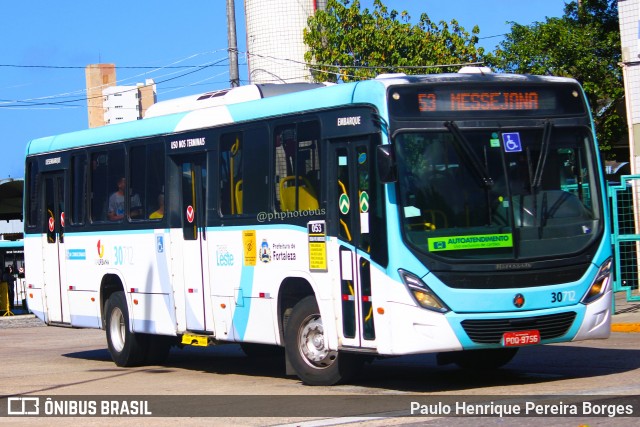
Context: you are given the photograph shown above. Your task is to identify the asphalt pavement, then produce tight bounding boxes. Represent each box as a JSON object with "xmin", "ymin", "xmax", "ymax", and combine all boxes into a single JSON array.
[{"xmin": 611, "ymin": 289, "xmax": 640, "ymax": 332}]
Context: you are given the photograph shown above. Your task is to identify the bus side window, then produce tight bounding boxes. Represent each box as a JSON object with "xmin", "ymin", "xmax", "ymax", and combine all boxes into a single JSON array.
[
  {"xmin": 90, "ymin": 152, "xmax": 109, "ymax": 222},
  {"xmin": 90, "ymin": 148, "xmax": 124, "ymax": 223},
  {"xmin": 130, "ymin": 142, "xmax": 165, "ymax": 220},
  {"xmin": 274, "ymin": 121, "xmax": 321, "ymax": 213},
  {"xmin": 220, "ymin": 132, "xmax": 243, "ymax": 215},
  {"xmin": 70, "ymin": 154, "xmax": 87, "ymax": 225},
  {"xmin": 25, "ymin": 160, "xmax": 40, "ymax": 229},
  {"xmin": 219, "ymin": 128, "xmax": 269, "ymax": 216}
]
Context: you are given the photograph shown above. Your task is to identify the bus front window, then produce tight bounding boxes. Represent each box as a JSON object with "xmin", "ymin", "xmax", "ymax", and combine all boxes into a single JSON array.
[{"xmin": 395, "ymin": 126, "xmax": 601, "ymax": 261}]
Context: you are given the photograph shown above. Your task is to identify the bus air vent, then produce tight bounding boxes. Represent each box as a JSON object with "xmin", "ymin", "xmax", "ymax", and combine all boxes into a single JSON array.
[{"xmin": 460, "ymin": 311, "xmax": 577, "ymax": 344}]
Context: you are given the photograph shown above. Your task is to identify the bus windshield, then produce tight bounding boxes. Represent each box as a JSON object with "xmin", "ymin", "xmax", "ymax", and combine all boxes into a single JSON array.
[{"xmin": 394, "ymin": 124, "xmax": 601, "ymax": 261}]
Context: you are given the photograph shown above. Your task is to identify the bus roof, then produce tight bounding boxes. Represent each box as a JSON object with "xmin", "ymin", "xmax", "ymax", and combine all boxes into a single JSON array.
[
  {"xmin": 25, "ymin": 72, "xmax": 580, "ymax": 156},
  {"xmin": 144, "ymin": 82, "xmax": 329, "ymax": 118},
  {"xmin": 25, "ymin": 80, "xmax": 378, "ymax": 156}
]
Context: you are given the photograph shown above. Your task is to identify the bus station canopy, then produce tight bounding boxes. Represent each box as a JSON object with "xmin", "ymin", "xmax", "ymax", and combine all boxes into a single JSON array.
[{"xmin": 0, "ymin": 179, "xmax": 23, "ymax": 221}]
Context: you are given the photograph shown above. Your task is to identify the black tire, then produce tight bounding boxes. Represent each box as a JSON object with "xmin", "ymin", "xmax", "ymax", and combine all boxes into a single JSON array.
[
  {"xmin": 284, "ymin": 296, "xmax": 363, "ymax": 386},
  {"xmin": 104, "ymin": 291, "xmax": 149, "ymax": 367},
  {"xmin": 240, "ymin": 342, "xmax": 285, "ymax": 359},
  {"xmin": 447, "ymin": 348, "xmax": 519, "ymax": 370}
]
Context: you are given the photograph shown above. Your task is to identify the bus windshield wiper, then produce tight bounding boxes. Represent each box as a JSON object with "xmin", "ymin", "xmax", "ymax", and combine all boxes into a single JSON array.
[
  {"xmin": 444, "ymin": 121, "xmax": 493, "ymax": 188},
  {"xmin": 526, "ymin": 119, "xmax": 553, "ymax": 237},
  {"xmin": 531, "ymin": 119, "xmax": 553, "ymax": 190}
]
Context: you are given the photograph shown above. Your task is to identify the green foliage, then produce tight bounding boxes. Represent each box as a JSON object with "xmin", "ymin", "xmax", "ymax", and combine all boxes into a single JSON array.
[
  {"xmin": 485, "ymin": 0, "xmax": 623, "ymax": 155},
  {"xmin": 303, "ymin": 0, "xmax": 483, "ymax": 82},
  {"xmin": 304, "ymin": 0, "xmax": 623, "ymax": 157}
]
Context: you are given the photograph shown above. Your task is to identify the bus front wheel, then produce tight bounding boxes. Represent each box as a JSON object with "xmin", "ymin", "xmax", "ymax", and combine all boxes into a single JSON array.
[
  {"xmin": 105, "ymin": 291, "xmax": 148, "ymax": 367},
  {"xmin": 284, "ymin": 296, "xmax": 363, "ymax": 386}
]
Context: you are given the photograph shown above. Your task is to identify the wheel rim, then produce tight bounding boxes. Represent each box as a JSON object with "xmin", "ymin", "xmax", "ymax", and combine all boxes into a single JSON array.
[
  {"xmin": 298, "ymin": 313, "xmax": 337, "ymax": 369},
  {"xmin": 109, "ymin": 306, "xmax": 126, "ymax": 353}
]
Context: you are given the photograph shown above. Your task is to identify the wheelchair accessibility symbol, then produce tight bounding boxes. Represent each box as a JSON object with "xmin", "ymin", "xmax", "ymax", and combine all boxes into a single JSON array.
[{"xmin": 502, "ymin": 132, "xmax": 522, "ymax": 153}]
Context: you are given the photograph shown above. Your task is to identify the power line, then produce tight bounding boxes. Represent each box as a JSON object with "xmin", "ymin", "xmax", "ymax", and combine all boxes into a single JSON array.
[
  {"xmin": 0, "ymin": 59, "xmax": 230, "ymax": 109},
  {"xmin": 0, "ymin": 50, "xmax": 234, "ymax": 105},
  {"xmin": 0, "ymin": 64, "xmax": 224, "ymax": 69},
  {"xmin": 478, "ymin": 33, "xmax": 507, "ymax": 40}
]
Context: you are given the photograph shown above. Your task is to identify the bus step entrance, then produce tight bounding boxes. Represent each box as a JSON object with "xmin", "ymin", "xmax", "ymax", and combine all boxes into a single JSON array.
[{"xmin": 180, "ymin": 333, "xmax": 210, "ymax": 347}]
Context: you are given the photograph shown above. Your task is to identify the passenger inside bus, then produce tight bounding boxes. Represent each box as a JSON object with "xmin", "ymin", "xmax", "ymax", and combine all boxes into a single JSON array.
[
  {"xmin": 149, "ymin": 193, "xmax": 165, "ymax": 219},
  {"xmin": 107, "ymin": 177, "xmax": 146, "ymax": 220},
  {"xmin": 107, "ymin": 177, "xmax": 126, "ymax": 221}
]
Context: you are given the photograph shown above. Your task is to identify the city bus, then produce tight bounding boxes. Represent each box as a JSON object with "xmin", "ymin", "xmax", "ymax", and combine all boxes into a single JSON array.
[{"xmin": 24, "ymin": 69, "xmax": 612, "ymax": 385}]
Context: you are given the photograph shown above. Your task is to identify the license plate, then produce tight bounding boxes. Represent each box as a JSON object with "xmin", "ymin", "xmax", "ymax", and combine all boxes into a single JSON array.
[{"xmin": 502, "ymin": 330, "xmax": 540, "ymax": 347}]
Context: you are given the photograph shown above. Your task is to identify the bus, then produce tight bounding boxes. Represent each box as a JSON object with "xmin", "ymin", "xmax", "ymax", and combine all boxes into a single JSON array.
[{"xmin": 24, "ymin": 69, "xmax": 612, "ymax": 386}]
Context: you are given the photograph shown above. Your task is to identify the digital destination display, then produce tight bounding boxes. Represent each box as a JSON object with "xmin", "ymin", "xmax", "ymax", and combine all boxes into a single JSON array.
[
  {"xmin": 389, "ymin": 83, "xmax": 586, "ymax": 118},
  {"xmin": 418, "ymin": 90, "xmax": 540, "ymax": 112}
]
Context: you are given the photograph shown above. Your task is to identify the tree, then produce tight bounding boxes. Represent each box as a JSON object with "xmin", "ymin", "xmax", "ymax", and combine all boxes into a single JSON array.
[
  {"xmin": 303, "ymin": 0, "xmax": 483, "ymax": 83},
  {"xmin": 485, "ymin": 0, "xmax": 623, "ymax": 156}
]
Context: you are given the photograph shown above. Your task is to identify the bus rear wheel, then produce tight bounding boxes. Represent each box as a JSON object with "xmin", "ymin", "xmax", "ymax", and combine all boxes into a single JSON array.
[
  {"xmin": 284, "ymin": 296, "xmax": 363, "ymax": 386},
  {"xmin": 105, "ymin": 291, "xmax": 148, "ymax": 367}
]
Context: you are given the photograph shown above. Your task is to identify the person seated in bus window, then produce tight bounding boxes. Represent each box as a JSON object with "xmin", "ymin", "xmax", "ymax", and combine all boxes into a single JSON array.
[
  {"xmin": 129, "ymin": 188, "xmax": 143, "ymax": 218},
  {"xmin": 107, "ymin": 177, "xmax": 126, "ymax": 221},
  {"xmin": 149, "ymin": 193, "xmax": 164, "ymax": 219}
]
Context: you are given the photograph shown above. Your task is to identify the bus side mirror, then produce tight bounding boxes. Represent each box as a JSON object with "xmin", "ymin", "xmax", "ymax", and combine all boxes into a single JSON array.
[{"xmin": 376, "ymin": 145, "xmax": 397, "ymax": 183}]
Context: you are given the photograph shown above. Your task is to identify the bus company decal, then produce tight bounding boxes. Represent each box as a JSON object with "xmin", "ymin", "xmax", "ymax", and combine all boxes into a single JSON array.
[
  {"xmin": 272, "ymin": 243, "xmax": 296, "ymax": 261},
  {"xmin": 95, "ymin": 240, "xmax": 109, "ymax": 265},
  {"xmin": 259, "ymin": 239, "xmax": 271, "ymax": 263},
  {"xmin": 259, "ymin": 239, "xmax": 297, "ymax": 263},
  {"xmin": 66, "ymin": 249, "xmax": 86, "ymax": 261},
  {"xmin": 216, "ymin": 245, "xmax": 235, "ymax": 267}
]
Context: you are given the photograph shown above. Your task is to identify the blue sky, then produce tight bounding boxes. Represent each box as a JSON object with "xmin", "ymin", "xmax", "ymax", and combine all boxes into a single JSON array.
[{"xmin": 0, "ymin": 0, "xmax": 567, "ymax": 180}]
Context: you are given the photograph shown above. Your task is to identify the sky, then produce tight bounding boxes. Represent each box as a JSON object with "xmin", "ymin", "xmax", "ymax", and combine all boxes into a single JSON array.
[{"xmin": 0, "ymin": 0, "xmax": 567, "ymax": 180}]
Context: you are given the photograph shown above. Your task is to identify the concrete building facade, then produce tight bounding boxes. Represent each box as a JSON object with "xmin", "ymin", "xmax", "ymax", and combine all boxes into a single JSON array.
[
  {"xmin": 620, "ymin": 0, "xmax": 640, "ymax": 173},
  {"xmin": 85, "ymin": 64, "xmax": 116, "ymax": 128},
  {"xmin": 244, "ymin": 0, "xmax": 326, "ymax": 84},
  {"xmin": 85, "ymin": 64, "xmax": 156, "ymax": 127}
]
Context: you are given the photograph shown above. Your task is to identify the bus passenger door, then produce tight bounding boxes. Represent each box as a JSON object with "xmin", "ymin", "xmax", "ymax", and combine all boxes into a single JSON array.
[
  {"xmin": 330, "ymin": 138, "xmax": 378, "ymax": 350},
  {"xmin": 176, "ymin": 155, "xmax": 212, "ymax": 334},
  {"xmin": 42, "ymin": 172, "xmax": 70, "ymax": 324}
]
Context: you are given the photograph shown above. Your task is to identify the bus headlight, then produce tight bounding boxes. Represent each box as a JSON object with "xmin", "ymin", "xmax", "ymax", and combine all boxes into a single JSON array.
[
  {"xmin": 399, "ymin": 269, "xmax": 449, "ymax": 313},
  {"xmin": 581, "ymin": 257, "xmax": 612, "ymax": 305}
]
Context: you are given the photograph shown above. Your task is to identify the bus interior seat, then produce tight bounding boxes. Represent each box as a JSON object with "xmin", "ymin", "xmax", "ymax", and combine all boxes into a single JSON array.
[{"xmin": 280, "ymin": 176, "xmax": 318, "ymax": 211}]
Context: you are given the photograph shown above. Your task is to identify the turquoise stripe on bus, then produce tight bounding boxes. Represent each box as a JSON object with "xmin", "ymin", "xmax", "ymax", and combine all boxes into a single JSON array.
[{"xmin": 231, "ymin": 264, "xmax": 254, "ymax": 341}]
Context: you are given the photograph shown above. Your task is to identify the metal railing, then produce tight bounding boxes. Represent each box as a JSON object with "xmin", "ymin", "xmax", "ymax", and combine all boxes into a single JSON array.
[{"xmin": 608, "ymin": 175, "xmax": 640, "ymax": 306}]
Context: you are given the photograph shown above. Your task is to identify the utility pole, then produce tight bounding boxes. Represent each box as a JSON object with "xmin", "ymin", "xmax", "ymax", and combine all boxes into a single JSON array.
[{"xmin": 227, "ymin": 0, "xmax": 240, "ymax": 87}]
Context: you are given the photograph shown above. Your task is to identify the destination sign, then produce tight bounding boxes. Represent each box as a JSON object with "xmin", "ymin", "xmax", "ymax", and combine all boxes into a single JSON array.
[
  {"xmin": 418, "ymin": 90, "xmax": 540, "ymax": 112},
  {"xmin": 389, "ymin": 83, "xmax": 587, "ymax": 118}
]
